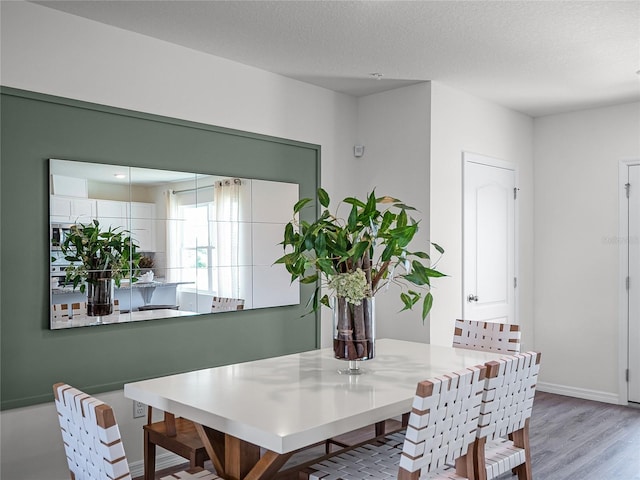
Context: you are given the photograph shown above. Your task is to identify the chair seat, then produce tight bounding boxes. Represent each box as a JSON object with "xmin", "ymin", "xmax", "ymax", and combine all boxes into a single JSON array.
[
  {"xmin": 325, "ymin": 418, "xmax": 404, "ymax": 453},
  {"xmin": 160, "ymin": 467, "xmax": 220, "ymax": 479},
  {"xmin": 483, "ymin": 438, "xmax": 526, "ymax": 479},
  {"xmin": 144, "ymin": 415, "xmax": 209, "ymax": 480},
  {"xmin": 144, "ymin": 416, "xmax": 207, "ymax": 455},
  {"xmin": 304, "ymin": 433, "xmax": 466, "ymax": 480}
]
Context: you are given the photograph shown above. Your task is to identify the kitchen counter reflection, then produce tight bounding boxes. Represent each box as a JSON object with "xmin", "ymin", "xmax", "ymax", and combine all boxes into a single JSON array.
[
  {"xmin": 50, "ymin": 280, "xmax": 189, "ymax": 294},
  {"xmin": 51, "ymin": 280, "xmax": 193, "ymax": 325},
  {"xmin": 51, "ymin": 308, "xmax": 198, "ymax": 329}
]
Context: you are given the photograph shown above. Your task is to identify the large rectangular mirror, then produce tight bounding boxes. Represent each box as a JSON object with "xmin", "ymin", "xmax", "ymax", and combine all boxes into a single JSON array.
[{"xmin": 49, "ymin": 159, "xmax": 299, "ymax": 329}]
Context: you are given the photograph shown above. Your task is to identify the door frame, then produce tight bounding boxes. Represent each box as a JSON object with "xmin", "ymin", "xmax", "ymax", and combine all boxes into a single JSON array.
[
  {"xmin": 619, "ymin": 158, "xmax": 640, "ymax": 405},
  {"xmin": 462, "ymin": 151, "xmax": 519, "ymax": 324}
]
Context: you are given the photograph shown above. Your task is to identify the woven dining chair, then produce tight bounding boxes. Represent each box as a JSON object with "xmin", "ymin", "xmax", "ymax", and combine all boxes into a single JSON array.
[
  {"xmin": 53, "ymin": 383, "xmax": 220, "ymax": 480},
  {"xmin": 71, "ymin": 301, "xmax": 87, "ymax": 319},
  {"xmin": 301, "ymin": 364, "xmax": 487, "ymax": 480},
  {"xmin": 453, "ymin": 319, "xmax": 521, "ymax": 354},
  {"xmin": 51, "ymin": 303, "xmax": 70, "ymax": 322},
  {"xmin": 211, "ymin": 296, "xmax": 245, "ymax": 312},
  {"xmin": 473, "ymin": 351, "xmax": 541, "ymax": 480}
]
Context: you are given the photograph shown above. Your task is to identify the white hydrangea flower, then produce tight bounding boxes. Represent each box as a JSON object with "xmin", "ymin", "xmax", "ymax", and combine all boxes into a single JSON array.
[{"xmin": 328, "ymin": 269, "xmax": 371, "ymax": 305}]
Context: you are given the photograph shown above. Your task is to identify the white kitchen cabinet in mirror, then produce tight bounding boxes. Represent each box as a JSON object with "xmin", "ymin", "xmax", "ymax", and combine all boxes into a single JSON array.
[
  {"xmin": 51, "ymin": 195, "xmax": 95, "ymax": 224},
  {"xmin": 49, "ymin": 159, "xmax": 300, "ymax": 329},
  {"xmin": 251, "ymin": 180, "xmax": 300, "ymax": 309}
]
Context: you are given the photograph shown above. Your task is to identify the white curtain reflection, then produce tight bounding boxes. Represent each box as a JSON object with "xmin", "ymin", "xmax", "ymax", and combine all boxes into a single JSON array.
[
  {"xmin": 214, "ymin": 179, "xmax": 241, "ymax": 298},
  {"xmin": 165, "ymin": 189, "xmax": 179, "ymax": 283}
]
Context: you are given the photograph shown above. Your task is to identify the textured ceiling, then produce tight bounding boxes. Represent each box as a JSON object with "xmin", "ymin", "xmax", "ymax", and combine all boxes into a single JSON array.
[{"xmin": 33, "ymin": 0, "xmax": 640, "ymax": 117}]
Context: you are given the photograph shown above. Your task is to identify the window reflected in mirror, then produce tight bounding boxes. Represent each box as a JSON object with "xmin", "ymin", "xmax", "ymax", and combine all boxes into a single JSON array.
[{"xmin": 49, "ymin": 159, "xmax": 299, "ymax": 329}]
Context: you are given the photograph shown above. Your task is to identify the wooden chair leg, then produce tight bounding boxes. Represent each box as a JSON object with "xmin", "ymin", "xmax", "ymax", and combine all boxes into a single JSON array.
[
  {"xmin": 194, "ymin": 448, "xmax": 207, "ymax": 468},
  {"xmin": 401, "ymin": 412, "xmax": 410, "ymax": 427},
  {"xmin": 144, "ymin": 428, "xmax": 156, "ymax": 480},
  {"xmin": 188, "ymin": 449, "xmax": 206, "ymax": 469},
  {"xmin": 164, "ymin": 411, "xmax": 177, "ymax": 436},
  {"xmin": 472, "ymin": 437, "xmax": 487, "ymax": 480},
  {"xmin": 512, "ymin": 420, "xmax": 532, "ymax": 480},
  {"xmin": 454, "ymin": 445, "xmax": 475, "ymax": 479},
  {"xmin": 325, "ymin": 440, "xmax": 334, "ymax": 454}
]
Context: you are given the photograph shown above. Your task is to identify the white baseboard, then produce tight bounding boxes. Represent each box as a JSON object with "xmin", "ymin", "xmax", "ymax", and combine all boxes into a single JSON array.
[
  {"xmin": 129, "ymin": 451, "xmax": 186, "ymax": 479},
  {"xmin": 537, "ymin": 381, "xmax": 624, "ymax": 405}
]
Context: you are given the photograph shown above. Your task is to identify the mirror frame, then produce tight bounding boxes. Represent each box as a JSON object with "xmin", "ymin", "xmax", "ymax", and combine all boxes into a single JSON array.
[{"xmin": 49, "ymin": 158, "xmax": 299, "ymax": 329}]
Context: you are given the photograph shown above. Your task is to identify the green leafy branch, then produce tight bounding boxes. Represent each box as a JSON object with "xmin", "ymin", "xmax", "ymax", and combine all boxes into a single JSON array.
[
  {"xmin": 275, "ymin": 188, "xmax": 445, "ymax": 321},
  {"xmin": 57, "ymin": 220, "xmax": 141, "ymax": 292}
]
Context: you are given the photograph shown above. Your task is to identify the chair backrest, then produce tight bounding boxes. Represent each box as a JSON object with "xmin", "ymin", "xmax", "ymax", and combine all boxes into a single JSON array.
[
  {"xmin": 53, "ymin": 383, "xmax": 132, "ymax": 480},
  {"xmin": 71, "ymin": 302, "xmax": 87, "ymax": 318},
  {"xmin": 453, "ymin": 319, "xmax": 522, "ymax": 354},
  {"xmin": 211, "ymin": 296, "xmax": 244, "ymax": 312},
  {"xmin": 52, "ymin": 303, "xmax": 70, "ymax": 321},
  {"xmin": 398, "ymin": 364, "xmax": 487, "ymax": 478},
  {"xmin": 477, "ymin": 352, "xmax": 541, "ymax": 441}
]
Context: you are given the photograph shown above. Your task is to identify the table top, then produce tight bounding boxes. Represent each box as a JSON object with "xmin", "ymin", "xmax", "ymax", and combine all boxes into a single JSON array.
[{"xmin": 124, "ymin": 338, "xmax": 505, "ymax": 454}]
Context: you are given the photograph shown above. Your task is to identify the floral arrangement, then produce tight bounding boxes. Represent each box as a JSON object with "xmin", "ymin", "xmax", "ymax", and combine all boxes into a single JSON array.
[
  {"xmin": 328, "ymin": 269, "xmax": 370, "ymax": 305},
  {"xmin": 57, "ymin": 220, "xmax": 141, "ymax": 292},
  {"xmin": 276, "ymin": 188, "xmax": 445, "ymax": 321}
]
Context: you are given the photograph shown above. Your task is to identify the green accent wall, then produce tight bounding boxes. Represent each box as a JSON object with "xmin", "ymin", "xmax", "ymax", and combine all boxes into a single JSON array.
[{"xmin": 0, "ymin": 87, "xmax": 321, "ymax": 410}]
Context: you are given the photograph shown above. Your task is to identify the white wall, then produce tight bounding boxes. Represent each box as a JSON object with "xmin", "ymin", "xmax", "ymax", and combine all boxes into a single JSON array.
[
  {"xmin": 428, "ymin": 82, "xmax": 535, "ymax": 350},
  {"xmin": 0, "ymin": 2, "xmax": 356, "ymax": 479},
  {"xmin": 336, "ymin": 83, "xmax": 432, "ymax": 345},
  {"xmin": 533, "ymin": 102, "xmax": 640, "ymax": 403}
]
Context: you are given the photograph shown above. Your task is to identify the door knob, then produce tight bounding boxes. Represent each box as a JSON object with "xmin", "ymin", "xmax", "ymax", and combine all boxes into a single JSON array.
[{"xmin": 467, "ymin": 294, "xmax": 478, "ymax": 303}]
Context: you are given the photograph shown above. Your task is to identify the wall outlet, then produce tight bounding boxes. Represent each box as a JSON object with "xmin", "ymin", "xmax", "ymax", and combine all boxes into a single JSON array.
[{"xmin": 133, "ymin": 400, "xmax": 146, "ymax": 419}]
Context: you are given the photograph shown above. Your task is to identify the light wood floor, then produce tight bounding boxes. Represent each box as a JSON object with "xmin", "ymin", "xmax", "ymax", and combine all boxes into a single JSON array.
[
  {"xmin": 520, "ymin": 391, "xmax": 640, "ymax": 480},
  {"xmin": 138, "ymin": 391, "xmax": 640, "ymax": 480}
]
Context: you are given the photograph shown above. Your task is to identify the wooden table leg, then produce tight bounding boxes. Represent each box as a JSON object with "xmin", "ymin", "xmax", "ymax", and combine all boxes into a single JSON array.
[
  {"xmin": 194, "ymin": 423, "xmax": 226, "ymax": 476},
  {"xmin": 225, "ymin": 434, "xmax": 260, "ymax": 479},
  {"xmin": 243, "ymin": 450, "xmax": 294, "ymax": 480},
  {"xmin": 194, "ymin": 422, "xmax": 294, "ymax": 480}
]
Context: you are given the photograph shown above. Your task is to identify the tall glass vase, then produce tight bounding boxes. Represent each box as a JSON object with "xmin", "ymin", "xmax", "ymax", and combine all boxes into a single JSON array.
[
  {"xmin": 333, "ymin": 296, "xmax": 375, "ymax": 374},
  {"xmin": 87, "ymin": 272, "xmax": 114, "ymax": 317}
]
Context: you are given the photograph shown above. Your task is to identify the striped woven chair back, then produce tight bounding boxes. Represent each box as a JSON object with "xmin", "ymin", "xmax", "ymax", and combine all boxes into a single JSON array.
[
  {"xmin": 71, "ymin": 301, "xmax": 87, "ymax": 319},
  {"xmin": 398, "ymin": 364, "xmax": 487, "ymax": 478},
  {"xmin": 453, "ymin": 319, "xmax": 521, "ymax": 354},
  {"xmin": 474, "ymin": 352, "xmax": 541, "ymax": 480},
  {"xmin": 53, "ymin": 384, "xmax": 221, "ymax": 480},
  {"xmin": 53, "ymin": 383, "xmax": 131, "ymax": 480},
  {"xmin": 52, "ymin": 303, "xmax": 70, "ymax": 321},
  {"xmin": 211, "ymin": 296, "xmax": 244, "ymax": 312},
  {"xmin": 478, "ymin": 352, "xmax": 540, "ymax": 440}
]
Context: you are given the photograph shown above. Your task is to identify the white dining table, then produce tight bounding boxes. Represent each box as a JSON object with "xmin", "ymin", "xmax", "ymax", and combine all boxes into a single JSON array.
[{"xmin": 124, "ymin": 338, "xmax": 505, "ymax": 480}]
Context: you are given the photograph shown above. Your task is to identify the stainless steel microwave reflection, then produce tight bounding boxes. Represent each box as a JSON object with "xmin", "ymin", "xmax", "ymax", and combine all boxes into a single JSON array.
[
  {"xmin": 49, "ymin": 159, "xmax": 300, "ymax": 329},
  {"xmin": 50, "ymin": 223, "xmax": 72, "ymax": 250}
]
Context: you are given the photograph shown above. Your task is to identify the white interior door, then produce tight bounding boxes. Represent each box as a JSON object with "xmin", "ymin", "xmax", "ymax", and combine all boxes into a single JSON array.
[
  {"xmin": 463, "ymin": 153, "xmax": 517, "ymax": 324},
  {"xmin": 628, "ymin": 164, "xmax": 640, "ymax": 403}
]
